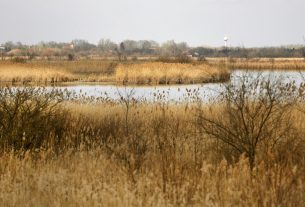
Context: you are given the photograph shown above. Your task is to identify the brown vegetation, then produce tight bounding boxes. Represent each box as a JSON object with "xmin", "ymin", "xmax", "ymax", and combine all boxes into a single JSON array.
[
  {"xmin": 116, "ymin": 62, "xmax": 230, "ymax": 84},
  {"xmin": 0, "ymin": 60, "xmax": 229, "ymax": 85},
  {"xmin": 224, "ymin": 58, "xmax": 305, "ymax": 70},
  {"xmin": 1, "ymin": 58, "xmax": 305, "ymax": 86},
  {"xmin": 1, "ymin": 149, "xmax": 304, "ymax": 207},
  {"xmin": 0, "ymin": 65, "xmax": 73, "ymax": 84},
  {"xmin": 0, "ymin": 77, "xmax": 304, "ymax": 206}
]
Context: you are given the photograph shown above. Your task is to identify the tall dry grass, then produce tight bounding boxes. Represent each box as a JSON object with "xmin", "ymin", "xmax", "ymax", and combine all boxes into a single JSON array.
[
  {"xmin": 116, "ymin": 62, "xmax": 230, "ymax": 84},
  {"xmin": 0, "ymin": 60, "xmax": 229, "ymax": 85},
  {"xmin": 0, "ymin": 149, "xmax": 304, "ymax": 207},
  {"xmin": 3, "ymin": 58, "xmax": 304, "ymax": 85},
  {"xmin": 0, "ymin": 101, "xmax": 304, "ymax": 206},
  {"xmin": 26, "ymin": 60, "xmax": 117, "ymax": 76},
  {"xmin": 226, "ymin": 58, "xmax": 305, "ymax": 70},
  {"xmin": 1, "ymin": 58, "xmax": 304, "ymax": 85},
  {"xmin": 0, "ymin": 81, "xmax": 304, "ymax": 206},
  {"xmin": 0, "ymin": 60, "xmax": 117, "ymax": 83},
  {"xmin": 0, "ymin": 65, "xmax": 74, "ymax": 84}
]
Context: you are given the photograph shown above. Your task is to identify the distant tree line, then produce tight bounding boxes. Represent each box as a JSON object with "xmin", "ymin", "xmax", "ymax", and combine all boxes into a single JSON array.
[
  {"xmin": 1, "ymin": 39, "xmax": 305, "ymax": 60},
  {"xmin": 191, "ymin": 46, "xmax": 305, "ymax": 58}
]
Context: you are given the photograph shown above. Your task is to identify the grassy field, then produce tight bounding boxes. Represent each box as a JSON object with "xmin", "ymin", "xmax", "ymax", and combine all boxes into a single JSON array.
[
  {"xmin": 0, "ymin": 81, "xmax": 304, "ymax": 206},
  {"xmin": 0, "ymin": 60, "xmax": 229, "ymax": 85}
]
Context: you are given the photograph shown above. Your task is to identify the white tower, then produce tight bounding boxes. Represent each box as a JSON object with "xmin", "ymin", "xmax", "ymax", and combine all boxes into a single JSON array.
[{"xmin": 224, "ymin": 36, "xmax": 229, "ymax": 47}]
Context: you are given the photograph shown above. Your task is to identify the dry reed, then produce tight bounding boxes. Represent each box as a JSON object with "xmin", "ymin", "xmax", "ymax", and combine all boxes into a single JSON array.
[
  {"xmin": 0, "ymin": 65, "xmax": 74, "ymax": 83},
  {"xmin": 0, "ymin": 146, "xmax": 304, "ymax": 206},
  {"xmin": 227, "ymin": 58, "xmax": 305, "ymax": 70},
  {"xmin": 116, "ymin": 62, "xmax": 230, "ymax": 84},
  {"xmin": 0, "ymin": 94, "xmax": 304, "ymax": 206},
  {"xmin": 0, "ymin": 60, "xmax": 230, "ymax": 85}
]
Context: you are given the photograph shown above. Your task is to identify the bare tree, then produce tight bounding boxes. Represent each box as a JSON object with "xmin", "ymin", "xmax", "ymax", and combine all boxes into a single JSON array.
[
  {"xmin": 197, "ymin": 73, "xmax": 295, "ymax": 169},
  {"xmin": 302, "ymin": 36, "xmax": 305, "ymax": 60},
  {"xmin": 0, "ymin": 46, "xmax": 5, "ymax": 60},
  {"xmin": 114, "ymin": 42, "xmax": 127, "ymax": 61},
  {"xmin": 71, "ymin": 39, "xmax": 96, "ymax": 52},
  {"xmin": 97, "ymin": 39, "xmax": 117, "ymax": 53}
]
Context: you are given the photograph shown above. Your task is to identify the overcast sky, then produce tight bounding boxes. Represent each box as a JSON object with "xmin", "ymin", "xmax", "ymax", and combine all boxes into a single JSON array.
[{"xmin": 0, "ymin": 0, "xmax": 304, "ymax": 47}]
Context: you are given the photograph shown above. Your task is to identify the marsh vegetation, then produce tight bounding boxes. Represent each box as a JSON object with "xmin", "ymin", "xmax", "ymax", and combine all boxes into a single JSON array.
[
  {"xmin": 0, "ymin": 70, "xmax": 304, "ymax": 206},
  {"xmin": 0, "ymin": 60, "xmax": 229, "ymax": 85},
  {"xmin": 225, "ymin": 58, "xmax": 305, "ymax": 70}
]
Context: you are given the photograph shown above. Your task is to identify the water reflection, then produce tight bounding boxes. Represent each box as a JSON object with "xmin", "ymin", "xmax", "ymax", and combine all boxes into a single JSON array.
[{"xmin": 47, "ymin": 70, "xmax": 305, "ymax": 102}]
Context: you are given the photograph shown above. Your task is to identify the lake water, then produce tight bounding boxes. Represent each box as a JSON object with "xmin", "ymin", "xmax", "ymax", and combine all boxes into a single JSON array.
[{"xmin": 50, "ymin": 70, "xmax": 305, "ymax": 102}]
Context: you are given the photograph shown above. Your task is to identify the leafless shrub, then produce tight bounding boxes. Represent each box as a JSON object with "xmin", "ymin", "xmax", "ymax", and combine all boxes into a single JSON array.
[
  {"xmin": 11, "ymin": 57, "xmax": 27, "ymax": 64},
  {"xmin": 157, "ymin": 54, "xmax": 192, "ymax": 63},
  {"xmin": 196, "ymin": 73, "xmax": 297, "ymax": 169},
  {"xmin": 0, "ymin": 87, "xmax": 69, "ymax": 151}
]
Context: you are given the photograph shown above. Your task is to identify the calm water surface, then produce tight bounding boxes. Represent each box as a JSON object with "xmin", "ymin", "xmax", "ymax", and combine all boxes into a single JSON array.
[{"xmin": 49, "ymin": 70, "xmax": 305, "ymax": 102}]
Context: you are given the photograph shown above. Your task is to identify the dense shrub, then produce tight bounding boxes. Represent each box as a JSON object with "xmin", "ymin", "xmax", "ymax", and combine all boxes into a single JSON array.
[
  {"xmin": 11, "ymin": 57, "xmax": 27, "ymax": 63},
  {"xmin": 157, "ymin": 54, "xmax": 192, "ymax": 63},
  {"xmin": 0, "ymin": 87, "xmax": 69, "ymax": 151}
]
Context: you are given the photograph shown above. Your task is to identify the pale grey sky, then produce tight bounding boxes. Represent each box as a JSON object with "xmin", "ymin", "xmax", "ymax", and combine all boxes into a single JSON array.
[{"xmin": 0, "ymin": 0, "xmax": 304, "ymax": 47}]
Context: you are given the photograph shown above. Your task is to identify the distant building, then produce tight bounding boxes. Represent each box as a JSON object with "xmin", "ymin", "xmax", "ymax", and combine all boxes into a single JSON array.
[
  {"xmin": 63, "ymin": 43, "xmax": 74, "ymax": 50},
  {"xmin": 192, "ymin": 52, "xmax": 200, "ymax": 57},
  {"xmin": 7, "ymin": 49, "xmax": 24, "ymax": 56}
]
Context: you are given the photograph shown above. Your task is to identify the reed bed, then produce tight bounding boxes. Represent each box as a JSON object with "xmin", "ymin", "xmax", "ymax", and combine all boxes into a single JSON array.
[
  {"xmin": 0, "ymin": 83, "xmax": 304, "ymax": 206},
  {"xmin": 227, "ymin": 58, "xmax": 305, "ymax": 70},
  {"xmin": 0, "ymin": 65, "xmax": 74, "ymax": 83},
  {"xmin": 116, "ymin": 62, "xmax": 230, "ymax": 84},
  {"xmin": 0, "ymin": 149, "xmax": 304, "ymax": 207},
  {"xmin": 205, "ymin": 58, "xmax": 305, "ymax": 70},
  {"xmin": 26, "ymin": 60, "xmax": 117, "ymax": 75},
  {"xmin": 0, "ymin": 60, "xmax": 229, "ymax": 85},
  {"xmin": 0, "ymin": 60, "xmax": 117, "ymax": 83},
  {"xmin": 0, "ymin": 102, "xmax": 304, "ymax": 207},
  {"xmin": 1, "ymin": 58, "xmax": 304, "ymax": 85}
]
